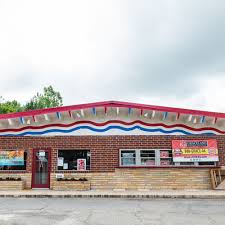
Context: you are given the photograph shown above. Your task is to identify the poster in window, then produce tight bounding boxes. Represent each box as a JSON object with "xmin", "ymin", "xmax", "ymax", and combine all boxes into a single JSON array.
[
  {"xmin": 39, "ymin": 151, "xmax": 45, "ymax": 157},
  {"xmin": 57, "ymin": 157, "xmax": 64, "ymax": 167},
  {"xmin": 160, "ymin": 160, "xmax": 170, "ymax": 166},
  {"xmin": 0, "ymin": 150, "xmax": 24, "ymax": 166},
  {"xmin": 146, "ymin": 160, "xmax": 155, "ymax": 166},
  {"xmin": 63, "ymin": 163, "xmax": 68, "ymax": 170},
  {"xmin": 172, "ymin": 139, "xmax": 219, "ymax": 162},
  {"xmin": 160, "ymin": 151, "xmax": 169, "ymax": 158},
  {"xmin": 122, "ymin": 153, "xmax": 134, "ymax": 157},
  {"xmin": 77, "ymin": 159, "xmax": 86, "ymax": 171}
]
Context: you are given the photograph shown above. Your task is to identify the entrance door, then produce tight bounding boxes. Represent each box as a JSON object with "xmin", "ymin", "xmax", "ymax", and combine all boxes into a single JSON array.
[{"xmin": 32, "ymin": 149, "xmax": 51, "ymax": 188}]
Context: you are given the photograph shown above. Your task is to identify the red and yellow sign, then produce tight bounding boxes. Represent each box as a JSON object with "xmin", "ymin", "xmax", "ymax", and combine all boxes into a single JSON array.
[
  {"xmin": 77, "ymin": 159, "xmax": 86, "ymax": 171},
  {"xmin": 172, "ymin": 139, "xmax": 218, "ymax": 162}
]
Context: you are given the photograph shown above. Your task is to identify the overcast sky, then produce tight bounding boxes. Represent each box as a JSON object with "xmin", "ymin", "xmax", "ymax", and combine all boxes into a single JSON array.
[{"xmin": 0, "ymin": 0, "xmax": 225, "ymax": 112}]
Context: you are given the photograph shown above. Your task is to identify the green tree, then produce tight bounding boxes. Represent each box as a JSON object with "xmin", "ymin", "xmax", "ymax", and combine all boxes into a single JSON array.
[
  {"xmin": 25, "ymin": 85, "xmax": 63, "ymax": 110},
  {"xmin": 0, "ymin": 97, "xmax": 24, "ymax": 114}
]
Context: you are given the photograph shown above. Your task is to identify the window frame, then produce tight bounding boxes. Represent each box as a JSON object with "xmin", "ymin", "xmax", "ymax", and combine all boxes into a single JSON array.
[
  {"xmin": 57, "ymin": 149, "xmax": 91, "ymax": 171},
  {"xmin": 119, "ymin": 149, "xmax": 217, "ymax": 167}
]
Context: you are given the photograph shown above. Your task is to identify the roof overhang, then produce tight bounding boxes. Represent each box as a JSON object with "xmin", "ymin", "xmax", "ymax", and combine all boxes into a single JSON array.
[
  {"xmin": 0, "ymin": 100, "xmax": 225, "ymax": 135},
  {"xmin": 0, "ymin": 100, "xmax": 225, "ymax": 120}
]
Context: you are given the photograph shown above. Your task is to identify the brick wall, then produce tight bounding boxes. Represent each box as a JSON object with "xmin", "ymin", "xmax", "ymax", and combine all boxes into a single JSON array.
[
  {"xmin": 0, "ymin": 135, "xmax": 223, "ymax": 189},
  {"xmin": 0, "ymin": 135, "xmax": 224, "ymax": 172}
]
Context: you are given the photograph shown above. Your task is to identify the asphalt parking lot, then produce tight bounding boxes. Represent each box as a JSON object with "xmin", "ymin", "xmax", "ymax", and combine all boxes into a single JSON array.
[{"xmin": 0, "ymin": 198, "xmax": 225, "ymax": 225}]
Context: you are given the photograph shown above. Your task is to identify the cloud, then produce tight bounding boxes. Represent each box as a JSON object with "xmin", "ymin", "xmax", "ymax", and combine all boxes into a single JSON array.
[{"xmin": 0, "ymin": 0, "xmax": 225, "ymax": 112}]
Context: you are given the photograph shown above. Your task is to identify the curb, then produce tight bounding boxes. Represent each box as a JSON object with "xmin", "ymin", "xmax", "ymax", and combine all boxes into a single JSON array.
[{"xmin": 0, "ymin": 193, "xmax": 225, "ymax": 199}]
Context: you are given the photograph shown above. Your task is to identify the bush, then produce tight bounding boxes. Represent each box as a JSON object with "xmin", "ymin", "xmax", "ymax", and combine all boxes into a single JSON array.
[
  {"xmin": 0, "ymin": 177, "xmax": 21, "ymax": 181},
  {"xmin": 57, "ymin": 177, "xmax": 88, "ymax": 181}
]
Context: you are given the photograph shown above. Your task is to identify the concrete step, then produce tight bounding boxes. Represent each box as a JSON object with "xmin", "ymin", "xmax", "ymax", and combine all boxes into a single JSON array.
[{"xmin": 216, "ymin": 179, "xmax": 225, "ymax": 190}]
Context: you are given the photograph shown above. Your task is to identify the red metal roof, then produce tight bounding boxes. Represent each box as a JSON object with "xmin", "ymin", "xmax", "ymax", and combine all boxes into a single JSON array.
[{"xmin": 0, "ymin": 100, "xmax": 225, "ymax": 119}]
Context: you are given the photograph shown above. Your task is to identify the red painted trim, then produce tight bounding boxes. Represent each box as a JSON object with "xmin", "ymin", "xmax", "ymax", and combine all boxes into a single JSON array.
[
  {"xmin": 117, "ymin": 166, "xmax": 220, "ymax": 169},
  {"xmin": 0, "ymin": 100, "xmax": 225, "ymax": 120},
  {"xmin": 56, "ymin": 170, "xmax": 91, "ymax": 173},
  {"xmin": 68, "ymin": 111, "xmax": 72, "ymax": 118},
  {"xmin": 1, "ymin": 120, "xmax": 225, "ymax": 134},
  {"xmin": 31, "ymin": 148, "xmax": 51, "ymax": 189},
  {"xmin": 118, "ymin": 149, "xmax": 120, "ymax": 168}
]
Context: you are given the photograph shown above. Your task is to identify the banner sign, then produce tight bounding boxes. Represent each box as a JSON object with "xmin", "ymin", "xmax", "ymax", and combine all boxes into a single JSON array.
[
  {"xmin": 77, "ymin": 159, "xmax": 86, "ymax": 171},
  {"xmin": 172, "ymin": 139, "xmax": 219, "ymax": 162},
  {"xmin": 0, "ymin": 150, "xmax": 24, "ymax": 166}
]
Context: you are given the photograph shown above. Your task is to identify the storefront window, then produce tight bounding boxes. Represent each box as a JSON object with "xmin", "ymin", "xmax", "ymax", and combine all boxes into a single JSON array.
[
  {"xmin": 57, "ymin": 150, "xmax": 90, "ymax": 170},
  {"xmin": 0, "ymin": 150, "xmax": 27, "ymax": 171},
  {"xmin": 120, "ymin": 149, "xmax": 216, "ymax": 167}
]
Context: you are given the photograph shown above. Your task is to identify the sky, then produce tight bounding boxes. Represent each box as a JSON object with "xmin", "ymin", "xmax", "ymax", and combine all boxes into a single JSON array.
[{"xmin": 0, "ymin": 0, "xmax": 225, "ymax": 112}]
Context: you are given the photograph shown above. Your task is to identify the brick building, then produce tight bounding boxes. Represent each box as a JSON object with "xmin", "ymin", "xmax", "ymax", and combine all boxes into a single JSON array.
[{"xmin": 0, "ymin": 101, "xmax": 224, "ymax": 190}]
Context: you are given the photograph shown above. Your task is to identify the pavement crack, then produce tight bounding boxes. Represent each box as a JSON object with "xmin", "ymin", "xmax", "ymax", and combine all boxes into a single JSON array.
[
  {"xmin": 82, "ymin": 209, "xmax": 93, "ymax": 225},
  {"xmin": 133, "ymin": 202, "xmax": 145, "ymax": 225},
  {"xmin": 207, "ymin": 216, "xmax": 218, "ymax": 225}
]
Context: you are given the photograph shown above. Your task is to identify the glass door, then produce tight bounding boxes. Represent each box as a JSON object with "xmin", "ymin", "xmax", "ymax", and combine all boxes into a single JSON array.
[{"xmin": 32, "ymin": 149, "xmax": 51, "ymax": 188}]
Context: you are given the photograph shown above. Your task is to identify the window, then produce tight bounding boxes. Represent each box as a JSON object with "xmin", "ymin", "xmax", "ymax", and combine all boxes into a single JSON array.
[
  {"xmin": 120, "ymin": 150, "xmax": 136, "ymax": 166},
  {"xmin": 0, "ymin": 150, "xmax": 27, "ymax": 171},
  {"xmin": 57, "ymin": 150, "xmax": 90, "ymax": 170},
  {"xmin": 119, "ymin": 149, "xmax": 216, "ymax": 167},
  {"xmin": 120, "ymin": 149, "xmax": 173, "ymax": 166},
  {"xmin": 159, "ymin": 150, "xmax": 173, "ymax": 166}
]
